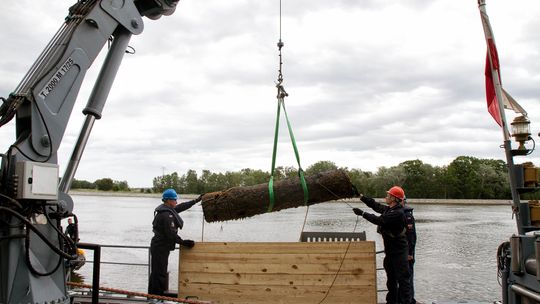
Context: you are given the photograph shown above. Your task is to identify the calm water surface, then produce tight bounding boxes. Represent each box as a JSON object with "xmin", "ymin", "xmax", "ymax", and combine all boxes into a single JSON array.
[{"xmin": 70, "ymin": 195, "xmax": 516, "ymax": 303}]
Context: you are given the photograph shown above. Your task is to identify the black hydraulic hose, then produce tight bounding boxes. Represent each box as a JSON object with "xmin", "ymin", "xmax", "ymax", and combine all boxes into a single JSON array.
[
  {"xmin": 24, "ymin": 205, "xmax": 79, "ymax": 276},
  {"xmin": 0, "ymin": 192, "xmax": 22, "ymax": 209},
  {"xmin": 0, "ymin": 207, "xmax": 77, "ymax": 260},
  {"xmin": 497, "ymin": 241, "xmax": 510, "ymax": 286},
  {"xmin": 24, "ymin": 224, "xmax": 63, "ymax": 276}
]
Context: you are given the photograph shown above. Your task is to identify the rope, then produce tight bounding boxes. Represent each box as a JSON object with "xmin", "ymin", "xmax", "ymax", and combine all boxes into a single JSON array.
[
  {"xmin": 199, "ymin": 195, "xmax": 218, "ymax": 242},
  {"xmin": 296, "ymin": 180, "xmax": 362, "ymax": 303},
  {"xmin": 317, "ymin": 215, "xmax": 360, "ymax": 304},
  {"xmin": 298, "ymin": 205, "xmax": 310, "ymax": 241},
  {"xmin": 201, "ymin": 215, "xmax": 205, "ymax": 242},
  {"xmin": 317, "ymin": 181, "xmax": 356, "ymax": 209},
  {"xmin": 299, "ymin": 182, "xmax": 359, "ymax": 242},
  {"xmin": 66, "ymin": 282, "xmax": 212, "ymax": 304}
]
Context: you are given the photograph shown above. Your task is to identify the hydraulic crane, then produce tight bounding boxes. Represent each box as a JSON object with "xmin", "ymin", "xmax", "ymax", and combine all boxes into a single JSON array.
[{"xmin": 0, "ymin": 1, "xmax": 179, "ymax": 303}]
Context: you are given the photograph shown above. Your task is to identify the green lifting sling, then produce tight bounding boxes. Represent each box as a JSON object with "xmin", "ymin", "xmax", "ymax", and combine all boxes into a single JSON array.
[{"xmin": 267, "ymin": 35, "xmax": 309, "ymax": 212}]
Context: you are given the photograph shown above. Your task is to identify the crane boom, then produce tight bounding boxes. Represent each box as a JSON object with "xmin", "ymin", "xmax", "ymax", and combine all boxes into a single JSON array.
[{"xmin": 0, "ymin": 1, "xmax": 178, "ymax": 303}]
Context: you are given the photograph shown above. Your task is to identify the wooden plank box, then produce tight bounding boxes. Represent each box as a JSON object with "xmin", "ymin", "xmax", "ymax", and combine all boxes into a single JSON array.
[{"xmin": 178, "ymin": 241, "xmax": 376, "ymax": 304}]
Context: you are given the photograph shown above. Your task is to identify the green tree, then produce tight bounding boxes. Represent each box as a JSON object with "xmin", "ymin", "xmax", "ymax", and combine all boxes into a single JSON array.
[
  {"xmin": 430, "ymin": 166, "xmax": 450, "ymax": 199},
  {"xmin": 305, "ymin": 161, "xmax": 338, "ymax": 176},
  {"xmin": 153, "ymin": 172, "xmax": 181, "ymax": 193},
  {"xmin": 347, "ymin": 168, "xmax": 375, "ymax": 195},
  {"xmin": 240, "ymin": 168, "xmax": 270, "ymax": 186},
  {"xmin": 370, "ymin": 166, "xmax": 406, "ymax": 197},
  {"xmin": 199, "ymin": 170, "xmax": 212, "ymax": 193},
  {"xmin": 205, "ymin": 171, "xmax": 227, "ymax": 192},
  {"xmin": 447, "ymin": 156, "xmax": 482, "ymax": 198},
  {"xmin": 477, "ymin": 159, "xmax": 510, "ymax": 199},
  {"xmin": 71, "ymin": 179, "xmax": 95, "ymax": 189},
  {"xmin": 223, "ymin": 171, "xmax": 242, "ymax": 189},
  {"xmin": 273, "ymin": 166, "xmax": 298, "ymax": 180},
  {"xmin": 95, "ymin": 178, "xmax": 114, "ymax": 191},
  {"xmin": 184, "ymin": 169, "xmax": 199, "ymax": 194},
  {"xmin": 112, "ymin": 180, "xmax": 129, "ymax": 191},
  {"xmin": 399, "ymin": 160, "xmax": 435, "ymax": 198}
]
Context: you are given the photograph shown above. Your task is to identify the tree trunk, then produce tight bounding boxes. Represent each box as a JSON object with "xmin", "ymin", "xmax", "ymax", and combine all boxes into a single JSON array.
[{"xmin": 201, "ymin": 169, "xmax": 358, "ymax": 222}]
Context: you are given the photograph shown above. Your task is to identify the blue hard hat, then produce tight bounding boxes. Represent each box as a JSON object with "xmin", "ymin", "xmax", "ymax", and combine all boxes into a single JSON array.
[{"xmin": 162, "ymin": 188, "xmax": 178, "ymax": 200}]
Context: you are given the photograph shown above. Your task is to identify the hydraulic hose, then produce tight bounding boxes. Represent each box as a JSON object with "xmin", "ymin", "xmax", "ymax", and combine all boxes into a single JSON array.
[{"xmin": 0, "ymin": 207, "xmax": 77, "ymax": 260}]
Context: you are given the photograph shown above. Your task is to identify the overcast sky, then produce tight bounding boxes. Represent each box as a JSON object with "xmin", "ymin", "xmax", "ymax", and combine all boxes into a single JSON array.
[{"xmin": 1, "ymin": 1, "xmax": 539, "ymax": 188}]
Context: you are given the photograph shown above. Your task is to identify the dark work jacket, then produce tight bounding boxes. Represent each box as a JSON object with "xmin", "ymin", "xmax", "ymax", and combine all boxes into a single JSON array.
[
  {"xmin": 404, "ymin": 206, "xmax": 417, "ymax": 258},
  {"xmin": 360, "ymin": 195, "xmax": 408, "ymax": 255},
  {"xmin": 65, "ymin": 223, "xmax": 77, "ymax": 241},
  {"xmin": 151, "ymin": 200, "xmax": 197, "ymax": 250}
]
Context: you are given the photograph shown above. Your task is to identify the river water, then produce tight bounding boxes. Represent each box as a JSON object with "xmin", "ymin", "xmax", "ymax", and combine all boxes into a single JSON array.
[{"xmin": 70, "ymin": 194, "xmax": 516, "ymax": 303}]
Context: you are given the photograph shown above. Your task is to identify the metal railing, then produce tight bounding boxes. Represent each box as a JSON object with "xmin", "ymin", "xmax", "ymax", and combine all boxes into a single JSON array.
[
  {"xmin": 75, "ymin": 243, "xmax": 180, "ymax": 303},
  {"xmin": 300, "ymin": 231, "xmax": 366, "ymax": 242},
  {"xmin": 376, "ymin": 250, "xmax": 388, "ymax": 293}
]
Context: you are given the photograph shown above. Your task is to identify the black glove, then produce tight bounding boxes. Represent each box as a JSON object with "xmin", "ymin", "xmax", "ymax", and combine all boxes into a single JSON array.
[
  {"xmin": 195, "ymin": 194, "xmax": 204, "ymax": 203},
  {"xmin": 352, "ymin": 208, "xmax": 364, "ymax": 216},
  {"xmin": 180, "ymin": 239, "xmax": 195, "ymax": 248}
]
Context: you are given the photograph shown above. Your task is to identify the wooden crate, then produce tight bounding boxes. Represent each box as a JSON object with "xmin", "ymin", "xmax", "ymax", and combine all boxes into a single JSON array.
[{"xmin": 178, "ymin": 242, "xmax": 376, "ymax": 304}]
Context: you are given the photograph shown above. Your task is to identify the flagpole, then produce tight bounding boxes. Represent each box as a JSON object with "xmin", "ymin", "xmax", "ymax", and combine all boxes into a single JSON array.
[
  {"xmin": 478, "ymin": 0, "xmax": 523, "ymax": 236},
  {"xmin": 478, "ymin": 0, "xmax": 510, "ymax": 139}
]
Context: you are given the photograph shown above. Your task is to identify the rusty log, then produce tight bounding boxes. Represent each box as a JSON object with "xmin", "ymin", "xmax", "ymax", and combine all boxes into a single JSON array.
[{"xmin": 201, "ymin": 169, "xmax": 358, "ymax": 222}]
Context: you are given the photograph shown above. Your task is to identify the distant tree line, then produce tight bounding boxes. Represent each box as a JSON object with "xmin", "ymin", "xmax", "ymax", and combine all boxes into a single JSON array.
[
  {"xmin": 71, "ymin": 155, "xmax": 539, "ymax": 199},
  {"xmin": 71, "ymin": 178, "xmax": 130, "ymax": 192},
  {"xmin": 149, "ymin": 156, "xmax": 523, "ymax": 200}
]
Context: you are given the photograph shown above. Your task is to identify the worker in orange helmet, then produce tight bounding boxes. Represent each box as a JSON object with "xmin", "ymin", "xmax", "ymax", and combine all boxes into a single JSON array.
[{"xmin": 353, "ymin": 186, "xmax": 412, "ymax": 304}]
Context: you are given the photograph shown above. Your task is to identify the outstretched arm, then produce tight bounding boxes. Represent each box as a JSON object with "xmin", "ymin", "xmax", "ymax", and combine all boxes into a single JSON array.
[
  {"xmin": 360, "ymin": 195, "xmax": 387, "ymax": 214},
  {"xmin": 174, "ymin": 194, "xmax": 203, "ymax": 213}
]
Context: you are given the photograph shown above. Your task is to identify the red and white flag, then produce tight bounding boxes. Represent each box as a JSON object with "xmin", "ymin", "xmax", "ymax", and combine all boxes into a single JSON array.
[{"xmin": 480, "ymin": 4, "xmax": 526, "ymax": 127}]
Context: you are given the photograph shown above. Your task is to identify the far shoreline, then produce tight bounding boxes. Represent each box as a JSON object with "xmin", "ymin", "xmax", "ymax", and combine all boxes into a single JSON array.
[
  {"xmin": 69, "ymin": 190, "xmax": 512, "ymax": 205},
  {"xmin": 69, "ymin": 190, "xmax": 197, "ymax": 199}
]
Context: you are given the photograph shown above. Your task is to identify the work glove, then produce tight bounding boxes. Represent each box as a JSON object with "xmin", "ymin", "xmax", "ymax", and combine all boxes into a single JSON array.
[
  {"xmin": 180, "ymin": 239, "xmax": 195, "ymax": 248},
  {"xmin": 352, "ymin": 208, "xmax": 364, "ymax": 216}
]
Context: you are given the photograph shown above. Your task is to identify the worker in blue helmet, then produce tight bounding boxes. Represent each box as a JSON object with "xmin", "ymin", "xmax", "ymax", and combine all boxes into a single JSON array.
[{"xmin": 148, "ymin": 188, "xmax": 203, "ymax": 296}]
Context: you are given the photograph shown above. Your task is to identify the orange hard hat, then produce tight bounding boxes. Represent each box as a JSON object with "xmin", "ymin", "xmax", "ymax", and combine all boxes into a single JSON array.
[{"xmin": 387, "ymin": 186, "xmax": 405, "ymax": 200}]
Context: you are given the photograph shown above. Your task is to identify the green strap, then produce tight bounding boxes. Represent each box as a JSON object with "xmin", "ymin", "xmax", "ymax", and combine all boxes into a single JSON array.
[
  {"xmin": 281, "ymin": 100, "xmax": 309, "ymax": 204},
  {"xmin": 267, "ymin": 99, "xmax": 282, "ymax": 212},
  {"xmin": 268, "ymin": 97, "xmax": 309, "ymax": 212}
]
